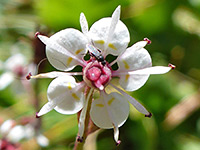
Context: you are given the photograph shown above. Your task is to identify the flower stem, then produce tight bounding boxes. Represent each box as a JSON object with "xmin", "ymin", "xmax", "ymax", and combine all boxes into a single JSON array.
[{"xmin": 73, "ymin": 87, "xmax": 94, "ymax": 150}]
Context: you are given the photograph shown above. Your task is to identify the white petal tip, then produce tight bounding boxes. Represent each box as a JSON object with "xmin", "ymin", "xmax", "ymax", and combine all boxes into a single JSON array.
[
  {"xmin": 37, "ymin": 34, "xmax": 42, "ymax": 38},
  {"xmin": 113, "ymin": 5, "xmax": 121, "ymax": 16},
  {"xmin": 37, "ymin": 102, "xmax": 55, "ymax": 117},
  {"xmin": 116, "ymin": 5, "xmax": 121, "ymax": 10},
  {"xmin": 80, "ymin": 12, "xmax": 85, "ymax": 17},
  {"xmin": 37, "ymin": 35, "xmax": 49, "ymax": 45},
  {"xmin": 114, "ymin": 125, "xmax": 120, "ymax": 145},
  {"xmin": 80, "ymin": 12, "xmax": 88, "ymax": 34}
]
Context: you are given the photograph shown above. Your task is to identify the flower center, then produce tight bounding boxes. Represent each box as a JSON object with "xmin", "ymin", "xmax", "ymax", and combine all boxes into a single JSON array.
[{"xmin": 83, "ymin": 60, "xmax": 112, "ymax": 90}]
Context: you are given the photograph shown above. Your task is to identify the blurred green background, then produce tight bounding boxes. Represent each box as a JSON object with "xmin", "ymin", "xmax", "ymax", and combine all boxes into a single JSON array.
[{"xmin": 0, "ymin": 0, "xmax": 200, "ymax": 150}]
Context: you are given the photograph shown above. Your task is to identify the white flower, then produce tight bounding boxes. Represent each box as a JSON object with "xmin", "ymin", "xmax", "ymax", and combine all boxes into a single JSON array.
[
  {"xmin": 0, "ymin": 53, "xmax": 36, "ymax": 90},
  {"xmin": 29, "ymin": 6, "xmax": 174, "ymax": 144},
  {"xmin": 0, "ymin": 120, "xmax": 16, "ymax": 136},
  {"xmin": 0, "ymin": 119, "xmax": 49, "ymax": 147}
]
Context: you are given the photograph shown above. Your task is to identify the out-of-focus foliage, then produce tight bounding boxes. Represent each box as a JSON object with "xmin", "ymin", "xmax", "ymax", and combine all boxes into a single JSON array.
[
  {"xmin": 0, "ymin": 0, "xmax": 200, "ymax": 150},
  {"xmin": 34, "ymin": 0, "xmax": 129, "ymax": 30}
]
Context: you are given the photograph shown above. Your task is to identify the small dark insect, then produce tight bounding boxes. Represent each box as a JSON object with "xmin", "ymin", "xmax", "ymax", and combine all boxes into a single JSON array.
[{"xmin": 87, "ymin": 44, "xmax": 106, "ymax": 66}]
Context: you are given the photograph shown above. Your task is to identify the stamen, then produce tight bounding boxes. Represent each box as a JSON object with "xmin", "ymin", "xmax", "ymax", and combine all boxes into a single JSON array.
[
  {"xmin": 36, "ymin": 112, "xmax": 40, "ymax": 118},
  {"xmin": 101, "ymin": 92, "xmax": 121, "ymax": 146},
  {"xmin": 26, "ymin": 72, "xmax": 32, "ymax": 80},
  {"xmin": 145, "ymin": 112, "xmax": 152, "ymax": 118},
  {"xmin": 77, "ymin": 136, "xmax": 83, "ymax": 143},
  {"xmin": 168, "ymin": 63, "xmax": 176, "ymax": 69},
  {"xmin": 110, "ymin": 83, "xmax": 150, "ymax": 115},
  {"xmin": 29, "ymin": 71, "xmax": 82, "ymax": 79},
  {"xmin": 35, "ymin": 32, "xmax": 40, "ymax": 38},
  {"xmin": 144, "ymin": 38, "xmax": 151, "ymax": 45},
  {"xmin": 116, "ymin": 140, "xmax": 121, "ymax": 146},
  {"xmin": 78, "ymin": 88, "xmax": 94, "ymax": 140}
]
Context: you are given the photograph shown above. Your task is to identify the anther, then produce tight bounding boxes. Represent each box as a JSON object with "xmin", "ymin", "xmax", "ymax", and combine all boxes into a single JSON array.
[
  {"xmin": 26, "ymin": 72, "xmax": 32, "ymax": 80},
  {"xmin": 145, "ymin": 112, "xmax": 152, "ymax": 118},
  {"xmin": 116, "ymin": 140, "xmax": 121, "ymax": 146},
  {"xmin": 168, "ymin": 64, "xmax": 176, "ymax": 69},
  {"xmin": 144, "ymin": 38, "xmax": 151, "ymax": 45},
  {"xmin": 35, "ymin": 112, "xmax": 40, "ymax": 118},
  {"xmin": 77, "ymin": 136, "xmax": 83, "ymax": 143},
  {"xmin": 35, "ymin": 32, "xmax": 40, "ymax": 38}
]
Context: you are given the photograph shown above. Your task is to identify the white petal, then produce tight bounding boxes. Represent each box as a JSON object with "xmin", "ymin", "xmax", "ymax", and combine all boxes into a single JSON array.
[
  {"xmin": 24, "ymin": 124, "xmax": 34, "ymax": 139},
  {"xmin": 128, "ymin": 66, "xmax": 172, "ymax": 75},
  {"xmin": 38, "ymin": 35, "xmax": 81, "ymax": 71},
  {"xmin": 37, "ymin": 101, "xmax": 56, "ymax": 116},
  {"xmin": 105, "ymin": 6, "xmax": 121, "ymax": 52},
  {"xmin": 80, "ymin": 13, "xmax": 88, "ymax": 34},
  {"xmin": 49, "ymin": 28, "xmax": 88, "ymax": 58},
  {"xmin": 110, "ymin": 84, "xmax": 150, "ymax": 116},
  {"xmin": 7, "ymin": 125, "xmax": 25, "ymax": 143},
  {"xmin": 0, "ymin": 72, "xmax": 14, "ymax": 90},
  {"xmin": 129, "ymin": 41, "xmax": 148, "ymax": 51},
  {"xmin": 118, "ymin": 74, "xmax": 150, "ymax": 92},
  {"xmin": 0, "ymin": 120, "xmax": 15, "ymax": 135},
  {"xmin": 89, "ymin": 18, "xmax": 130, "ymax": 56},
  {"xmin": 4, "ymin": 53, "xmax": 26, "ymax": 71},
  {"xmin": 118, "ymin": 47, "xmax": 152, "ymax": 71},
  {"xmin": 36, "ymin": 134, "xmax": 49, "ymax": 147},
  {"xmin": 47, "ymin": 75, "xmax": 84, "ymax": 115},
  {"xmin": 117, "ymin": 47, "xmax": 152, "ymax": 91},
  {"xmin": 109, "ymin": 40, "xmax": 148, "ymax": 66},
  {"xmin": 38, "ymin": 29, "xmax": 88, "ymax": 71},
  {"xmin": 90, "ymin": 92, "xmax": 129, "ymax": 129}
]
